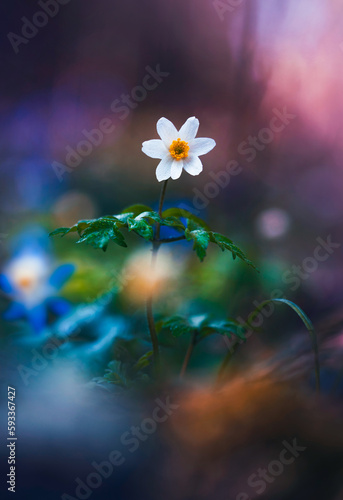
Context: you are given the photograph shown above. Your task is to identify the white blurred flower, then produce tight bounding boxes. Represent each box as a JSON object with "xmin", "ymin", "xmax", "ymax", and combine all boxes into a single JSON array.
[
  {"xmin": 122, "ymin": 248, "xmax": 183, "ymax": 304},
  {"xmin": 1, "ymin": 250, "xmax": 75, "ymax": 333},
  {"xmin": 256, "ymin": 208, "xmax": 291, "ymax": 239},
  {"xmin": 142, "ymin": 117, "xmax": 216, "ymax": 182}
]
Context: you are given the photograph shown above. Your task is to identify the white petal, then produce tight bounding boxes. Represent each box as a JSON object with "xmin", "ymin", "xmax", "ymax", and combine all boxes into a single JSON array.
[
  {"xmin": 189, "ymin": 138, "xmax": 216, "ymax": 156},
  {"xmin": 178, "ymin": 117, "xmax": 199, "ymax": 142},
  {"xmin": 183, "ymin": 155, "xmax": 203, "ymax": 176},
  {"xmin": 142, "ymin": 139, "xmax": 168, "ymax": 159},
  {"xmin": 171, "ymin": 160, "xmax": 183, "ymax": 180},
  {"xmin": 156, "ymin": 156, "xmax": 173, "ymax": 182},
  {"xmin": 157, "ymin": 117, "xmax": 178, "ymax": 146}
]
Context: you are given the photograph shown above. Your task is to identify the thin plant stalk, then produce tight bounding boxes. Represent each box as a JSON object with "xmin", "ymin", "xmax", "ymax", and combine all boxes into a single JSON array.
[
  {"xmin": 146, "ymin": 180, "xmax": 169, "ymax": 371},
  {"xmin": 179, "ymin": 330, "xmax": 197, "ymax": 379},
  {"xmin": 215, "ymin": 298, "xmax": 321, "ymax": 393}
]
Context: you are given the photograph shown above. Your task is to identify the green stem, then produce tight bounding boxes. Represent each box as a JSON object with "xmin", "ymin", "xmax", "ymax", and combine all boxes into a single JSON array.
[
  {"xmin": 156, "ymin": 179, "xmax": 168, "ymax": 239},
  {"xmin": 146, "ymin": 279, "xmax": 159, "ymax": 367},
  {"xmin": 179, "ymin": 330, "xmax": 197, "ymax": 379},
  {"xmin": 146, "ymin": 180, "xmax": 169, "ymax": 372},
  {"xmin": 159, "ymin": 235, "xmax": 186, "ymax": 244}
]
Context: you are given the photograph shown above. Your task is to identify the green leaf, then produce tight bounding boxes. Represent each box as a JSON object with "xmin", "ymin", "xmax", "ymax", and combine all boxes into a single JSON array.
[
  {"xmin": 76, "ymin": 220, "xmax": 98, "ymax": 234},
  {"xmin": 103, "ymin": 371, "xmax": 126, "ymax": 386},
  {"xmin": 50, "ymin": 221, "xmax": 93, "ymax": 237},
  {"xmin": 76, "ymin": 219, "xmax": 127, "ymax": 250},
  {"xmin": 162, "ymin": 208, "xmax": 210, "ymax": 231},
  {"xmin": 104, "ymin": 371, "xmax": 128, "ymax": 387},
  {"xmin": 199, "ymin": 319, "xmax": 246, "ymax": 341},
  {"xmin": 155, "ymin": 319, "xmax": 164, "ymax": 335},
  {"xmin": 209, "ymin": 232, "xmax": 258, "ymax": 271},
  {"xmin": 111, "ymin": 213, "xmax": 133, "ymax": 225},
  {"xmin": 163, "ymin": 316, "xmax": 194, "ymax": 337},
  {"xmin": 50, "ymin": 210, "xmax": 255, "ymax": 270},
  {"xmin": 161, "ymin": 216, "xmax": 185, "ymax": 232},
  {"xmin": 185, "ymin": 226, "xmax": 210, "ymax": 261},
  {"xmin": 134, "ymin": 211, "xmax": 186, "ymax": 232},
  {"xmin": 49, "ymin": 227, "xmax": 75, "ymax": 237},
  {"xmin": 134, "ymin": 351, "xmax": 154, "ymax": 372},
  {"xmin": 127, "ymin": 217, "xmax": 153, "ymax": 240},
  {"xmin": 135, "ymin": 211, "xmax": 161, "ymax": 223},
  {"xmin": 101, "ymin": 361, "xmax": 129, "ymax": 387},
  {"xmin": 186, "ymin": 219, "xmax": 202, "ymax": 232},
  {"xmin": 223, "ymin": 320, "xmax": 248, "ymax": 340},
  {"xmin": 122, "ymin": 204, "xmax": 153, "ymax": 216}
]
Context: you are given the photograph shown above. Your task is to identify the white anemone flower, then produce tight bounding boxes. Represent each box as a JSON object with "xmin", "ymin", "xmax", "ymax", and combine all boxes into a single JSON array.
[{"xmin": 142, "ymin": 117, "xmax": 216, "ymax": 182}]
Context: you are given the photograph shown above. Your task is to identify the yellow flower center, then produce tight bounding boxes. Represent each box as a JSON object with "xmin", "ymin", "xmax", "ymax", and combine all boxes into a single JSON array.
[
  {"xmin": 169, "ymin": 138, "xmax": 189, "ymax": 161},
  {"xmin": 17, "ymin": 276, "xmax": 34, "ymax": 289}
]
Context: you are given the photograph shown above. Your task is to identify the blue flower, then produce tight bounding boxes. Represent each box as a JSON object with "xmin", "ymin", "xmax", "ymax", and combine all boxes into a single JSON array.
[{"xmin": 0, "ymin": 251, "xmax": 75, "ymax": 334}]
